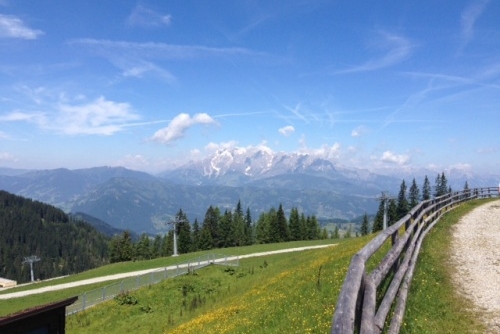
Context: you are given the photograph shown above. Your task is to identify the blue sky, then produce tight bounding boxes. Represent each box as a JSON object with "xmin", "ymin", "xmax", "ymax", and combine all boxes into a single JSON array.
[{"xmin": 0, "ymin": 0, "xmax": 499, "ymax": 175}]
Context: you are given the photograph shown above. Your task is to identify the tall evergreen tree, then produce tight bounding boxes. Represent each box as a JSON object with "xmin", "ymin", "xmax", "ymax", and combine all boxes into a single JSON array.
[
  {"xmin": 255, "ymin": 212, "xmax": 271, "ymax": 244},
  {"xmin": 244, "ymin": 208, "xmax": 253, "ymax": 245},
  {"xmin": 288, "ymin": 207, "xmax": 301, "ymax": 241},
  {"xmin": 360, "ymin": 213, "xmax": 369, "ymax": 236},
  {"xmin": 396, "ymin": 180, "xmax": 409, "ymax": 219},
  {"xmin": 307, "ymin": 215, "xmax": 319, "ymax": 240},
  {"xmin": 332, "ymin": 224, "xmax": 340, "ymax": 239},
  {"xmin": 161, "ymin": 231, "xmax": 173, "ymax": 256},
  {"xmin": 110, "ymin": 230, "xmax": 134, "ymax": 263},
  {"xmin": 372, "ymin": 198, "xmax": 385, "ymax": 232},
  {"xmin": 134, "ymin": 233, "xmax": 151, "ymax": 260},
  {"xmin": 299, "ymin": 213, "xmax": 308, "ymax": 239},
  {"xmin": 151, "ymin": 235, "xmax": 161, "ymax": 258},
  {"xmin": 388, "ymin": 199, "xmax": 398, "ymax": 226},
  {"xmin": 218, "ymin": 209, "xmax": 234, "ymax": 248},
  {"xmin": 409, "ymin": 178, "xmax": 420, "ymax": 209},
  {"xmin": 267, "ymin": 207, "xmax": 280, "ymax": 243},
  {"xmin": 435, "ymin": 172, "xmax": 448, "ymax": 197},
  {"xmin": 422, "ymin": 175, "xmax": 431, "ymax": 201},
  {"xmin": 202, "ymin": 206, "xmax": 220, "ymax": 249},
  {"xmin": 176, "ymin": 209, "xmax": 192, "ymax": 254},
  {"xmin": 191, "ymin": 219, "xmax": 200, "ymax": 252}
]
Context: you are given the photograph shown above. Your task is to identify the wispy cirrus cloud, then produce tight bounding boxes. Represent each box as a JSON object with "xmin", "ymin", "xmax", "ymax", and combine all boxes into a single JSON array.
[
  {"xmin": 0, "ymin": 14, "xmax": 43, "ymax": 39},
  {"xmin": 0, "ymin": 96, "xmax": 140, "ymax": 135},
  {"xmin": 461, "ymin": 0, "xmax": 490, "ymax": 47},
  {"xmin": 71, "ymin": 39, "xmax": 266, "ymax": 60},
  {"xmin": 151, "ymin": 113, "xmax": 218, "ymax": 144},
  {"xmin": 351, "ymin": 125, "xmax": 368, "ymax": 137},
  {"xmin": 335, "ymin": 30, "xmax": 415, "ymax": 74},
  {"xmin": 127, "ymin": 5, "xmax": 172, "ymax": 28}
]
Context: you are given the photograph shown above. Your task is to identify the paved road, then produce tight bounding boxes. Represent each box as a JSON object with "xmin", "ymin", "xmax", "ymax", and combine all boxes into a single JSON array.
[{"xmin": 0, "ymin": 244, "xmax": 335, "ymax": 300}]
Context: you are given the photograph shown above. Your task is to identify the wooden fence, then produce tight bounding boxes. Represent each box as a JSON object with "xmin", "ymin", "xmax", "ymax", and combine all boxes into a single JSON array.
[{"xmin": 331, "ymin": 186, "xmax": 499, "ymax": 334}]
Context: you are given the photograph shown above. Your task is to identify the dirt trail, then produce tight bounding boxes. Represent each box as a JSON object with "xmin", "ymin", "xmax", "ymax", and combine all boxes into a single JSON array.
[
  {"xmin": 0, "ymin": 244, "xmax": 335, "ymax": 300},
  {"xmin": 451, "ymin": 199, "xmax": 500, "ymax": 333}
]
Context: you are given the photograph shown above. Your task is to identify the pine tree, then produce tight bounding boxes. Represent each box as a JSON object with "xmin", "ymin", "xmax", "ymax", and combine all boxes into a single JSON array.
[
  {"xmin": 372, "ymin": 198, "xmax": 385, "ymax": 232},
  {"xmin": 134, "ymin": 233, "xmax": 151, "ymax": 260},
  {"xmin": 198, "ymin": 226, "xmax": 213, "ymax": 250},
  {"xmin": 255, "ymin": 212, "xmax": 271, "ymax": 244},
  {"xmin": 244, "ymin": 208, "xmax": 253, "ymax": 245},
  {"xmin": 151, "ymin": 235, "xmax": 161, "ymax": 259},
  {"xmin": 332, "ymin": 224, "xmax": 340, "ymax": 239},
  {"xmin": 160, "ymin": 232, "xmax": 173, "ymax": 256},
  {"xmin": 396, "ymin": 180, "xmax": 409, "ymax": 220},
  {"xmin": 218, "ymin": 209, "xmax": 233, "ymax": 248},
  {"xmin": 422, "ymin": 175, "xmax": 431, "ymax": 200},
  {"xmin": 360, "ymin": 213, "xmax": 369, "ymax": 236},
  {"xmin": 191, "ymin": 219, "xmax": 200, "ymax": 252},
  {"xmin": 435, "ymin": 172, "xmax": 448, "ymax": 197},
  {"xmin": 307, "ymin": 215, "xmax": 319, "ymax": 240},
  {"xmin": 176, "ymin": 210, "xmax": 192, "ymax": 255},
  {"xmin": 268, "ymin": 207, "xmax": 282, "ymax": 243},
  {"xmin": 110, "ymin": 230, "xmax": 134, "ymax": 262},
  {"xmin": 321, "ymin": 228, "xmax": 328, "ymax": 239},
  {"xmin": 388, "ymin": 199, "xmax": 398, "ymax": 226},
  {"xmin": 202, "ymin": 206, "xmax": 220, "ymax": 249},
  {"xmin": 288, "ymin": 207, "xmax": 301, "ymax": 241},
  {"xmin": 409, "ymin": 178, "xmax": 420, "ymax": 209}
]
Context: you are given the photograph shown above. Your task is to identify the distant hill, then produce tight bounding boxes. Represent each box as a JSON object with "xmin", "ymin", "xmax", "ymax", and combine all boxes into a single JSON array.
[
  {"xmin": 0, "ymin": 190, "xmax": 109, "ymax": 283},
  {"xmin": 69, "ymin": 212, "xmax": 138, "ymax": 240},
  {"xmin": 1, "ymin": 150, "xmax": 496, "ymax": 235}
]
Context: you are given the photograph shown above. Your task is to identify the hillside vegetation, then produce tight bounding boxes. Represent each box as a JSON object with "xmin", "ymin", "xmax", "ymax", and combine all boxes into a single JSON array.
[
  {"xmin": 0, "ymin": 190, "xmax": 109, "ymax": 283},
  {"xmin": 66, "ymin": 237, "xmax": 377, "ymax": 334}
]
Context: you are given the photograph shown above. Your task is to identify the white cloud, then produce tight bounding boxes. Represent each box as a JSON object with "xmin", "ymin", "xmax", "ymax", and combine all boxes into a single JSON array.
[
  {"xmin": 335, "ymin": 31, "xmax": 414, "ymax": 73},
  {"xmin": 205, "ymin": 140, "xmax": 238, "ymax": 152},
  {"xmin": 478, "ymin": 146, "xmax": 499, "ymax": 154},
  {"xmin": 127, "ymin": 5, "xmax": 172, "ymax": 28},
  {"xmin": 151, "ymin": 113, "xmax": 217, "ymax": 144},
  {"xmin": 310, "ymin": 143, "xmax": 342, "ymax": 160},
  {"xmin": 54, "ymin": 97, "xmax": 140, "ymax": 135},
  {"xmin": 0, "ymin": 152, "xmax": 17, "ymax": 162},
  {"xmin": 351, "ymin": 125, "xmax": 368, "ymax": 137},
  {"xmin": 380, "ymin": 150, "xmax": 410, "ymax": 165},
  {"xmin": 114, "ymin": 154, "xmax": 149, "ymax": 170},
  {"xmin": 0, "ymin": 14, "xmax": 43, "ymax": 39},
  {"xmin": 461, "ymin": 0, "xmax": 490, "ymax": 46},
  {"xmin": 278, "ymin": 125, "xmax": 295, "ymax": 137},
  {"xmin": 1, "ymin": 92, "xmax": 140, "ymax": 135},
  {"xmin": 0, "ymin": 110, "xmax": 43, "ymax": 122},
  {"xmin": 449, "ymin": 163, "xmax": 472, "ymax": 172},
  {"xmin": 121, "ymin": 61, "xmax": 176, "ymax": 83}
]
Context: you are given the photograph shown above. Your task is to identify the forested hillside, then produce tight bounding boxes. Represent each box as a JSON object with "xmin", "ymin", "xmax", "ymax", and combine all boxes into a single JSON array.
[{"xmin": 0, "ymin": 190, "xmax": 109, "ymax": 283}]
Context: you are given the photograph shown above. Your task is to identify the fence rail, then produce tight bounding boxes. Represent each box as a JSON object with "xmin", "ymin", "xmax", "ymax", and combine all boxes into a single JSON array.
[
  {"xmin": 66, "ymin": 253, "xmax": 239, "ymax": 316},
  {"xmin": 331, "ymin": 186, "xmax": 499, "ymax": 334}
]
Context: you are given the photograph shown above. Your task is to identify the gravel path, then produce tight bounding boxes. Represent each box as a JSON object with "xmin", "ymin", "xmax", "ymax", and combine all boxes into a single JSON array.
[
  {"xmin": 451, "ymin": 199, "xmax": 500, "ymax": 333},
  {"xmin": 0, "ymin": 244, "xmax": 335, "ymax": 300}
]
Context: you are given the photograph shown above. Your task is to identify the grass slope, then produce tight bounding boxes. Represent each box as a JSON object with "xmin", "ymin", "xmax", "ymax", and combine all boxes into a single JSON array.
[{"xmin": 66, "ymin": 237, "xmax": 373, "ymax": 333}]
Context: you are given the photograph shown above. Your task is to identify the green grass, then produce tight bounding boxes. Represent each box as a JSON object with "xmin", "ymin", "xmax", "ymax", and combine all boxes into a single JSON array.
[
  {"xmin": 0, "ymin": 239, "xmax": 339, "ymax": 296},
  {"xmin": 400, "ymin": 199, "xmax": 496, "ymax": 334},
  {"xmin": 0, "ymin": 239, "xmax": 344, "ymax": 316},
  {"xmin": 65, "ymin": 237, "xmax": 371, "ymax": 334}
]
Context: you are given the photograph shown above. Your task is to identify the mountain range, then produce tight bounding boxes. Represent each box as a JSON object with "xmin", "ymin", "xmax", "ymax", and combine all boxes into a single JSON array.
[{"xmin": 0, "ymin": 148, "xmax": 497, "ymax": 235}]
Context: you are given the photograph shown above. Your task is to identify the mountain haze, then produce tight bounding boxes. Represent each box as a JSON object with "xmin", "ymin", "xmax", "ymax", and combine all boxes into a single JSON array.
[{"xmin": 1, "ymin": 148, "xmax": 495, "ymax": 235}]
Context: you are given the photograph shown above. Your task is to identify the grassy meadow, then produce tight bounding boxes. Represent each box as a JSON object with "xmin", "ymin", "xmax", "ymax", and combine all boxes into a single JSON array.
[
  {"xmin": 2, "ymin": 199, "xmax": 494, "ymax": 333},
  {"xmin": 65, "ymin": 237, "xmax": 376, "ymax": 334}
]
